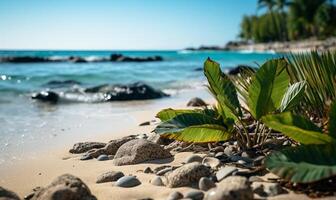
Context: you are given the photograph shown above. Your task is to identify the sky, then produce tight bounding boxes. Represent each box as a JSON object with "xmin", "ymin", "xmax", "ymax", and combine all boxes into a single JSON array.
[{"xmin": 0, "ymin": 0, "xmax": 258, "ymax": 50}]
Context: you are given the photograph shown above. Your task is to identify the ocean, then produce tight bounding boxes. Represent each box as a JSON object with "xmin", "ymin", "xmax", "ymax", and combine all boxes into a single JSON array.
[{"xmin": 0, "ymin": 50, "xmax": 280, "ymax": 168}]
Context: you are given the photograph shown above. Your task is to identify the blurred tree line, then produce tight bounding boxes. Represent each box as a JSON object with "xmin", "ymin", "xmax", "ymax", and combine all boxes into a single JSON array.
[{"xmin": 240, "ymin": 0, "xmax": 336, "ymax": 42}]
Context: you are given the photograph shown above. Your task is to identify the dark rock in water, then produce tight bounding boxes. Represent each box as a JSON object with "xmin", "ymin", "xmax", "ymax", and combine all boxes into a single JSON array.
[
  {"xmin": 96, "ymin": 171, "xmax": 124, "ymax": 183},
  {"xmin": 115, "ymin": 176, "xmax": 141, "ymax": 188},
  {"xmin": 85, "ymin": 82, "xmax": 168, "ymax": 101},
  {"xmin": 31, "ymin": 91, "xmax": 59, "ymax": 103},
  {"xmin": 68, "ymin": 56, "xmax": 87, "ymax": 63},
  {"xmin": 45, "ymin": 80, "xmax": 81, "ymax": 87},
  {"xmin": 0, "ymin": 56, "xmax": 49, "ymax": 63},
  {"xmin": 28, "ymin": 174, "xmax": 96, "ymax": 200},
  {"xmin": 194, "ymin": 67, "xmax": 203, "ymax": 71},
  {"xmin": 187, "ymin": 97, "xmax": 207, "ymax": 107},
  {"xmin": 69, "ymin": 142, "xmax": 106, "ymax": 154},
  {"xmin": 0, "ymin": 186, "xmax": 20, "ymax": 200},
  {"xmin": 113, "ymin": 139, "xmax": 172, "ymax": 166},
  {"xmin": 227, "ymin": 65, "xmax": 256, "ymax": 75},
  {"xmin": 110, "ymin": 54, "xmax": 163, "ymax": 62}
]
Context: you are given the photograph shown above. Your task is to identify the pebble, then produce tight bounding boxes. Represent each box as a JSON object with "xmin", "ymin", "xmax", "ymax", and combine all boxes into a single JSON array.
[
  {"xmin": 198, "ymin": 177, "xmax": 216, "ymax": 191},
  {"xmin": 166, "ymin": 191, "xmax": 183, "ymax": 200},
  {"xmin": 96, "ymin": 171, "xmax": 124, "ymax": 183},
  {"xmin": 210, "ymin": 146, "xmax": 224, "ymax": 153},
  {"xmin": 186, "ymin": 155, "xmax": 203, "ymax": 163},
  {"xmin": 202, "ymin": 157, "xmax": 221, "ymax": 169},
  {"xmin": 253, "ymin": 156, "xmax": 265, "ymax": 166},
  {"xmin": 97, "ymin": 154, "xmax": 109, "ymax": 161},
  {"xmin": 184, "ymin": 190, "xmax": 204, "ymax": 200},
  {"xmin": 216, "ymin": 166, "xmax": 238, "ymax": 182},
  {"xmin": 115, "ymin": 176, "xmax": 141, "ymax": 187},
  {"xmin": 252, "ymin": 182, "xmax": 286, "ymax": 197},
  {"xmin": 151, "ymin": 176, "xmax": 164, "ymax": 186},
  {"xmin": 224, "ymin": 146, "xmax": 234, "ymax": 156},
  {"xmin": 144, "ymin": 167, "xmax": 153, "ymax": 173},
  {"xmin": 139, "ymin": 121, "xmax": 150, "ymax": 126}
]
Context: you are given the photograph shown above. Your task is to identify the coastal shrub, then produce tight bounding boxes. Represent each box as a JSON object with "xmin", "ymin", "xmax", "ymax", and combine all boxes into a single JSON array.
[
  {"xmin": 262, "ymin": 102, "xmax": 336, "ymax": 183},
  {"xmin": 154, "ymin": 58, "xmax": 306, "ymax": 148},
  {"xmin": 286, "ymin": 50, "xmax": 336, "ymax": 119}
]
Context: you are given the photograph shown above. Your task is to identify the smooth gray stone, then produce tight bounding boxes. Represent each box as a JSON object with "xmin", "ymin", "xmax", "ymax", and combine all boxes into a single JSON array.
[
  {"xmin": 97, "ymin": 154, "xmax": 109, "ymax": 161},
  {"xmin": 184, "ymin": 190, "xmax": 204, "ymax": 200},
  {"xmin": 216, "ymin": 166, "xmax": 238, "ymax": 182},
  {"xmin": 151, "ymin": 176, "xmax": 164, "ymax": 186},
  {"xmin": 166, "ymin": 191, "xmax": 183, "ymax": 200},
  {"xmin": 115, "ymin": 176, "xmax": 141, "ymax": 187},
  {"xmin": 186, "ymin": 155, "xmax": 203, "ymax": 163}
]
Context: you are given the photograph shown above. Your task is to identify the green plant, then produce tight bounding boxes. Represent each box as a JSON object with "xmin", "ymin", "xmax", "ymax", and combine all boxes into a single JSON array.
[
  {"xmin": 286, "ymin": 51, "xmax": 336, "ymax": 119},
  {"xmin": 262, "ymin": 102, "xmax": 336, "ymax": 183},
  {"xmin": 154, "ymin": 58, "xmax": 306, "ymax": 148}
]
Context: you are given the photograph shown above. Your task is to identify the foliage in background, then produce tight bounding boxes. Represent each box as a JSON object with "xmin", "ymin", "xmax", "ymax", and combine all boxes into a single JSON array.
[
  {"xmin": 286, "ymin": 51, "xmax": 336, "ymax": 119},
  {"xmin": 240, "ymin": 0, "xmax": 336, "ymax": 42}
]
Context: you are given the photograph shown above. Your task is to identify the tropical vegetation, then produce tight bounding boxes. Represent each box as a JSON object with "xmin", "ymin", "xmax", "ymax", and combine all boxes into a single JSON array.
[
  {"xmin": 240, "ymin": 0, "xmax": 336, "ymax": 42},
  {"xmin": 154, "ymin": 50, "xmax": 336, "ymax": 184}
]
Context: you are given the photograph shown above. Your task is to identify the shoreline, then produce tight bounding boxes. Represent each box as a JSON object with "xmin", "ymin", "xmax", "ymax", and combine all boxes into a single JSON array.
[{"xmin": 186, "ymin": 37, "xmax": 336, "ymax": 53}]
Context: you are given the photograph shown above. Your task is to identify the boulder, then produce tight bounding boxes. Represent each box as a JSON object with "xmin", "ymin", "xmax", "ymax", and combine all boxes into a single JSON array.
[
  {"xmin": 69, "ymin": 142, "xmax": 106, "ymax": 154},
  {"xmin": 205, "ymin": 176, "xmax": 253, "ymax": 200},
  {"xmin": 96, "ymin": 171, "xmax": 124, "ymax": 183},
  {"xmin": 187, "ymin": 97, "xmax": 207, "ymax": 107},
  {"xmin": 0, "ymin": 186, "xmax": 20, "ymax": 200},
  {"xmin": 113, "ymin": 139, "xmax": 172, "ymax": 166},
  {"xmin": 68, "ymin": 56, "xmax": 87, "ymax": 63},
  {"xmin": 165, "ymin": 163, "xmax": 211, "ymax": 188},
  {"xmin": 104, "ymin": 136, "xmax": 135, "ymax": 155},
  {"xmin": 31, "ymin": 91, "xmax": 59, "ymax": 103},
  {"xmin": 110, "ymin": 54, "xmax": 163, "ymax": 62},
  {"xmin": 28, "ymin": 174, "xmax": 96, "ymax": 200},
  {"xmin": 84, "ymin": 82, "xmax": 168, "ymax": 101},
  {"xmin": 0, "ymin": 56, "xmax": 49, "ymax": 63}
]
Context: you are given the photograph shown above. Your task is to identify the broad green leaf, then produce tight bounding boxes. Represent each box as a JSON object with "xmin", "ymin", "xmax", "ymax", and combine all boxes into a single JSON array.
[
  {"xmin": 204, "ymin": 58, "xmax": 242, "ymax": 120},
  {"xmin": 164, "ymin": 124, "xmax": 232, "ymax": 143},
  {"xmin": 262, "ymin": 112, "xmax": 335, "ymax": 144},
  {"xmin": 265, "ymin": 144, "xmax": 336, "ymax": 183},
  {"xmin": 154, "ymin": 112, "xmax": 224, "ymax": 135},
  {"xmin": 329, "ymin": 101, "xmax": 336, "ymax": 138},
  {"xmin": 248, "ymin": 59, "xmax": 290, "ymax": 119},
  {"xmin": 279, "ymin": 81, "xmax": 306, "ymax": 112},
  {"xmin": 156, "ymin": 108, "xmax": 216, "ymax": 122}
]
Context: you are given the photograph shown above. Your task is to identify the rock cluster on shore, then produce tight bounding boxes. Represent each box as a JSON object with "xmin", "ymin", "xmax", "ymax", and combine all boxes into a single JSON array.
[
  {"xmin": 0, "ymin": 54, "xmax": 163, "ymax": 63},
  {"xmin": 185, "ymin": 37, "xmax": 336, "ymax": 53}
]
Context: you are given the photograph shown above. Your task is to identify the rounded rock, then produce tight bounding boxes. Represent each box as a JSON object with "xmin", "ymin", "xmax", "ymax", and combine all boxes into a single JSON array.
[
  {"xmin": 198, "ymin": 177, "xmax": 216, "ymax": 191},
  {"xmin": 186, "ymin": 155, "xmax": 203, "ymax": 163},
  {"xmin": 202, "ymin": 157, "xmax": 221, "ymax": 169},
  {"xmin": 97, "ymin": 154, "xmax": 109, "ymax": 161},
  {"xmin": 151, "ymin": 176, "xmax": 164, "ymax": 186},
  {"xmin": 166, "ymin": 191, "xmax": 183, "ymax": 200},
  {"xmin": 184, "ymin": 190, "xmax": 204, "ymax": 200},
  {"xmin": 115, "ymin": 176, "xmax": 141, "ymax": 188},
  {"xmin": 96, "ymin": 171, "xmax": 124, "ymax": 183}
]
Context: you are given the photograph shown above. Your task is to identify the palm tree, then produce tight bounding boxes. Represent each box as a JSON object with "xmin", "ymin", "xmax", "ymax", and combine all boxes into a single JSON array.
[
  {"xmin": 275, "ymin": 0, "xmax": 288, "ymax": 12},
  {"xmin": 258, "ymin": 0, "xmax": 276, "ymax": 12}
]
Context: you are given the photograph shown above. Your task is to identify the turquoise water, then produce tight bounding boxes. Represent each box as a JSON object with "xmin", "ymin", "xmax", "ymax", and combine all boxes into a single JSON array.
[
  {"xmin": 0, "ymin": 50, "xmax": 280, "ymax": 168},
  {"xmin": 0, "ymin": 50, "xmax": 279, "ymax": 95}
]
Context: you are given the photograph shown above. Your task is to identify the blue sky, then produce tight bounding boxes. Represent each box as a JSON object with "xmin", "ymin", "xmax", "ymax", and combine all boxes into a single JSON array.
[{"xmin": 0, "ymin": 0, "xmax": 258, "ymax": 50}]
